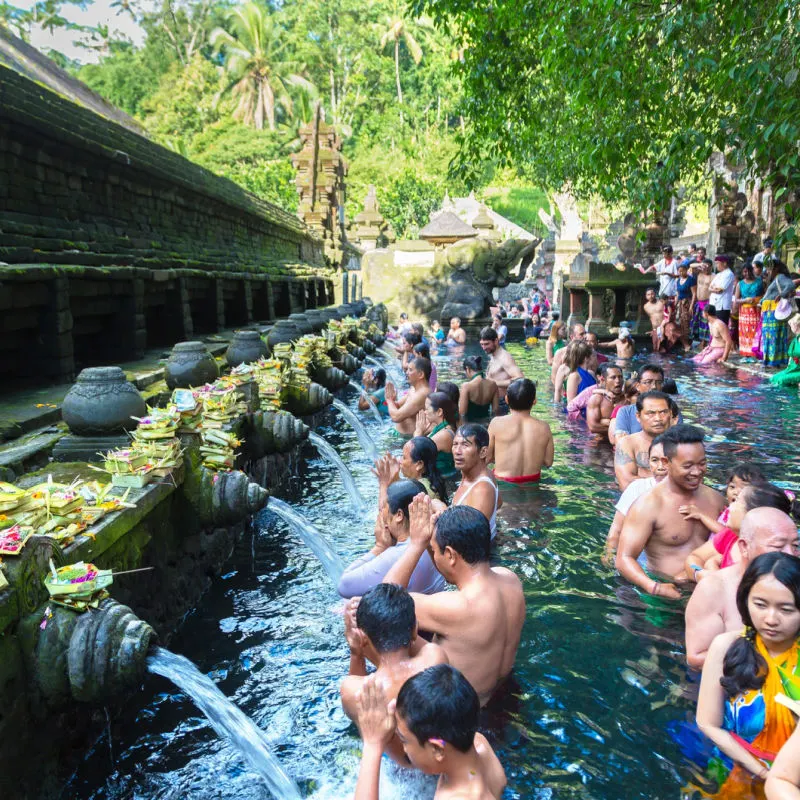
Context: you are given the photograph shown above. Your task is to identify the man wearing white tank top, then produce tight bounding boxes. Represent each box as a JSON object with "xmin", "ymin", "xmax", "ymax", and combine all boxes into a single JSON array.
[{"xmin": 450, "ymin": 424, "xmax": 499, "ymax": 539}]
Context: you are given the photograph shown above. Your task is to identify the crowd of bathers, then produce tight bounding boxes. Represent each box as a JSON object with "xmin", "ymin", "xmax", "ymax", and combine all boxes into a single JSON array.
[{"xmin": 340, "ymin": 304, "xmax": 800, "ymax": 800}]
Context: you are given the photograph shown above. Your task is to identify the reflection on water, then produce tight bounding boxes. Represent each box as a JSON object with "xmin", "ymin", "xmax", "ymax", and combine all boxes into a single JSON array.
[{"xmin": 66, "ymin": 339, "xmax": 800, "ymax": 800}]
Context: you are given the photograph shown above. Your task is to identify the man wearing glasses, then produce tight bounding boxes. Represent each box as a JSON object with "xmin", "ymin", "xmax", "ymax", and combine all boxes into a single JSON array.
[{"xmin": 614, "ymin": 391, "xmax": 674, "ymax": 490}]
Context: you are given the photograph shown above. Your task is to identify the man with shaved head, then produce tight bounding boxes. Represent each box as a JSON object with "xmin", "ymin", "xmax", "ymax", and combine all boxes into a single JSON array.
[{"xmin": 684, "ymin": 507, "xmax": 799, "ymax": 669}]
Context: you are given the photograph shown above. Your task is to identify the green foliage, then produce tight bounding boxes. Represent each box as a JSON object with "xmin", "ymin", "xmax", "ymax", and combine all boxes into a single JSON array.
[
  {"xmin": 479, "ymin": 175, "xmax": 550, "ymax": 237},
  {"xmin": 412, "ymin": 0, "xmax": 800, "ymax": 249}
]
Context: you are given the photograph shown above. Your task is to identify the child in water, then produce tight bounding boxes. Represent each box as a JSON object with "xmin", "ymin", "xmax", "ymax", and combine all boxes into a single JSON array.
[
  {"xmin": 430, "ymin": 320, "xmax": 446, "ymax": 344},
  {"xmin": 353, "ymin": 664, "xmax": 506, "ymax": 799}
]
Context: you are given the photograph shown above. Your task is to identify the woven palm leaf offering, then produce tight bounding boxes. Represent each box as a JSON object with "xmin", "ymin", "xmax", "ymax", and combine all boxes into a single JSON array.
[
  {"xmin": 172, "ymin": 388, "xmax": 202, "ymax": 432},
  {"xmin": 199, "ymin": 427, "xmax": 241, "ymax": 470},
  {"xmin": 99, "ymin": 448, "xmax": 154, "ymax": 488},
  {"xmin": 0, "ymin": 481, "xmax": 26, "ymax": 513},
  {"xmin": 0, "ymin": 524, "xmax": 33, "ymax": 556},
  {"xmin": 132, "ymin": 406, "xmax": 180, "ymax": 440},
  {"xmin": 253, "ymin": 357, "xmax": 285, "ymax": 411}
]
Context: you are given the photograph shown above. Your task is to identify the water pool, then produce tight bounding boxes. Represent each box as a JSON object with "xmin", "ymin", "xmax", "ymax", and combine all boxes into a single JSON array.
[{"xmin": 65, "ymin": 342, "xmax": 800, "ymax": 800}]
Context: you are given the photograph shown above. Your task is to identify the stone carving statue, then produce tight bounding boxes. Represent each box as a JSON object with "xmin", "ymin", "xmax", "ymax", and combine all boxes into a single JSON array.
[{"xmin": 441, "ymin": 237, "xmax": 541, "ymax": 320}]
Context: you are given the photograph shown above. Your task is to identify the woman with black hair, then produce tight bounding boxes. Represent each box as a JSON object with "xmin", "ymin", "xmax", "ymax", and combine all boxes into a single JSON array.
[
  {"xmin": 398, "ymin": 436, "xmax": 449, "ymax": 504},
  {"xmin": 696, "ymin": 552, "xmax": 800, "ymax": 786},
  {"xmin": 358, "ymin": 368, "xmax": 388, "ymax": 417},
  {"xmin": 415, "ymin": 391, "xmax": 458, "ymax": 476},
  {"xmin": 458, "ymin": 355, "xmax": 498, "ymax": 422}
]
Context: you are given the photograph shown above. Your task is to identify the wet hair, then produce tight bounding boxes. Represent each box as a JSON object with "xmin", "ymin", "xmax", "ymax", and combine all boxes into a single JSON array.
[
  {"xmin": 434, "ymin": 505, "xmax": 491, "ymax": 564},
  {"xmin": 436, "ymin": 381, "xmax": 460, "ymax": 408},
  {"xmin": 407, "ymin": 437, "xmax": 448, "ymax": 504},
  {"xmin": 566, "ymin": 341, "xmax": 593, "ymax": 370},
  {"xmin": 463, "ymin": 355, "xmax": 483, "ymax": 373},
  {"xmin": 455, "ymin": 423, "xmax": 489, "ymax": 450},
  {"xmin": 635, "ymin": 389, "xmax": 671, "ymax": 413},
  {"xmin": 396, "ymin": 664, "xmax": 479, "ymax": 753},
  {"xmin": 371, "ymin": 368, "xmax": 386, "ymax": 389},
  {"xmin": 659, "ymin": 423, "xmax": 705, "ymax": 459},
  {"xmin": 412, "ymin": 357, "xmax": 432, "ymax": 382},
  {"xmin": 428, "ymin": 391, "xmax": 458, "ymax": 430},
  {"xmin": 507, "ymin": 378, "xmax": 537, "ymax": 409},
  {"xmin": 727, "ymin": 463, "xmax": 766, "ymax": 487},
  {"xmin": 742, "ymin": 482, "xmax": 794, "ymax": 518},
  {"xmin": 414, "ymin": 342, "xmax": 431, "ymax": 360},
  {"xmin": 356, "ymin": 584, "xmax": 415, "ymax": 654},
  {"xmin": 706, "ymin": 304, "xmax": 718, "ymax": 317},
  {"xmin": 411, "ymin": 322, "xmax": 424, "ymax": 336},
  {"xmin": 479, "ymin": 326, "xmax": 498, "ymax": 342},
  {"xmin": 599, "ymin": 362, "xmax": 622, "ymax": 378},
  {"xmin": 721, "ymin": 553, "xmax": 800, "ymax": 696},
  {"xmin": 662, "ymin": 378, "xmax": 678, "ymax": 394},
  {"xmin": 638, "ymin": 363, "xmax": 664, "ymax": 380},
  {"xmin": 404, "ymin": 332, "xmax": 422, "ymax": 347},
  {"xmin": 386, "ymin": 479, "xmax": 427, "ymax": 521}
]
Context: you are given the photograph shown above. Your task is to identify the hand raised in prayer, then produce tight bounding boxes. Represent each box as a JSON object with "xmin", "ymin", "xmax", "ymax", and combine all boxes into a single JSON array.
[
  {"xmin": 384, "ymin": 382, "xmax": 396, "ymax": 402},
  {"xmin": 408, "ymin": 493, "xmax": 434, "ymax": 550},
  {"xmin": 372, "ymin": 454, "xmax": 399, "ymax": 488},
  {"xmin": 356, "ymin": 676, "xmax": 396, "ymax": 747},
  {"xmin": 344, "ymin": 598, "xmax": 366, "ymax": 655},
  {"xmin": 414, "ymin": 409, "xmax": 428, "ymax": 437}
]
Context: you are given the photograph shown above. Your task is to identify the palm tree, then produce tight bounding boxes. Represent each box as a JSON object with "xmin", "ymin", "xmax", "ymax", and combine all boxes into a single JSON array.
[
  {"xmin": 211, "ymin": 3, "xmax": 314, "ymax": 131},
  {"xmin": 379, "ymin": 5, "xmax": 430, "ymax": 122}
]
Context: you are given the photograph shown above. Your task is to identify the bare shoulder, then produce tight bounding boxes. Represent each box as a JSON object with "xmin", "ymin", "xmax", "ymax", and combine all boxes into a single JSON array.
[
  {"xmin": 491, "ymin": 566, "xmax": 523, "ymax": 590},
  {"xmin": 699, "ymin": 483, "xmax": 726, "ymax": 505},
  {"xmin": 708, "ymin": 629, "xmax": 740, "ymax": 658},
  {"xmin": 417, "ymin": 640, "xmax": 449, "ymax": 667}
]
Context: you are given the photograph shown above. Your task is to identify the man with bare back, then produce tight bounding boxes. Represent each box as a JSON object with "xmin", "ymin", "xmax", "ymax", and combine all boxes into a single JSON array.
[
  {"xmin": 384, "ymin": 499, "xmax": 525, "ymax": 706},
  {"xmin": 643, "ymin": 288, "xmax": 665, "ymax": 352},
  {"xmin": 614, "ymin": 391, "xmax": 673, "ymax": 490},
  {"xmin": 616, "ymin": 424, "xmax": 726, "ymax": 599}
]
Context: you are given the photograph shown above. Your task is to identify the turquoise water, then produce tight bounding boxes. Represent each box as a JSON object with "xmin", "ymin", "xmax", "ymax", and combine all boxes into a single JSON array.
[{"xmin": 65, "ymin": 341, "xmax": 800, "ymax": 799}]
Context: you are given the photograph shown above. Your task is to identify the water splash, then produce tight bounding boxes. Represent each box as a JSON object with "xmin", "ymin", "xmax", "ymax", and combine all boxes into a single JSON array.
[
  {"xmin": 308, "ymin": 432, "xmax": 366, "ymax": 513},
  {"xmin": 348, "ymin": 380, "xmax": 383, "ymax": 424},
  {"xmin": 364, "ymin": 355, "xmax": 384, "ymax": 369},
  {"xmin": 332, "ymin": 398, "xmax": 379, "ymax": 461},
  {"xmin": 266, "ymin": 498, "xmax": 345, "ymax": 584},
  {"xmin": 146, "ymin": 647, "xmax": 302, "ymax": 800}
]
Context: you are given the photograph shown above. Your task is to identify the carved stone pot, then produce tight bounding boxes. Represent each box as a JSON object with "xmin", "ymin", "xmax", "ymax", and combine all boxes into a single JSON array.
[
  {"xmin": 62, "ymin": 367, "xmax": 146, "ymax": 435},
  {"xmin": 166, "ymin": 342, "xmax": 220, "ymax": 390},
  {"xmin": 318, "ymin": 308, "xmax": 339, "ymax": 325},
  {"xmin": 288, "ymin": 313, "xmax": 314, "ymax": 336},
  {"xmin": 266, "ymin": 321, "xmax": 302, "ymax": 352},
  {"xmin": 226, "ymin": 330, "xmax": 267, "ymax": 367},
  {"xmin": 303, "ymin": 309, "xmax": 327, "ymax": 332}
]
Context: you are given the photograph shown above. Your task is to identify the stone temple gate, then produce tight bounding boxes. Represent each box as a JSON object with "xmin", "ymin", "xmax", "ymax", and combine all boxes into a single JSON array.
[{"xmin": 0, "ymin": 31, "xmax": 354, "ymax": 391}]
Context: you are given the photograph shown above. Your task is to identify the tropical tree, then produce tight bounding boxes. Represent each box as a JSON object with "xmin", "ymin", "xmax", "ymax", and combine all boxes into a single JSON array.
[
  {"xmin": 211, "ymin": 3, "xmax": 314, "ymax": 131},
  {"xmin": 378, "ymin": 3, "xmax": 429, "ymax": 120}
]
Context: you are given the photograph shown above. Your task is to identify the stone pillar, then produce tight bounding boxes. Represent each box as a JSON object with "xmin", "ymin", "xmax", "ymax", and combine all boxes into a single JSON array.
[
  {"xmin": 243, "ymin": 278, "xmax": 254, "ymax": 324},
  {"xmin": 266, "ymin": 281, "xmax": 276, "ymax": 321},
  {"xmin": 44, "ymin": 276, "xmax": 74, "ymax": 382},
  {"xmin": 132, "ymin": 278, "xmax": 146, "ymax": 358},
  {"xmin": 585, "ymin": 288, "xmax": 611, "ymax": 335},
  {"xmin": 176, "ymin": 277, "xmax": 194, "ymax": 340},
  {"xmin": 213, "ymin": 277, "xmax": 224, "ymax": 332},
  {"xmin": 566, "ymin": 287, "xmax": 587, "ymax": 329}
]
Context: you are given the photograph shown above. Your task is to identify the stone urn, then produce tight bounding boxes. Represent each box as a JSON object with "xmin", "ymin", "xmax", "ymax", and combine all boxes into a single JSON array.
[
  {"xmin": 318, "ymin": 308, "xmax": 339, "ymax": 325},
  {"xmin": 166, "ymin": 341, "xmax": 220, "ymax": 390},
  {"xmin": 62, "ymin": 367, "xmax": 146, "ymax": 435},
  {"xmin": 288, "ymin": 313, "xmax": 314, "ymax": 336},
  {"xmin": 303, "ymin": 309, "xmax": 327, "ymax": 332},
  {"xmin": 226, "ymin": 330, "xmax": 268, "ymax": 367},
  {"xmin": 266, "ymin": 321, "xmax": 302, "ymax": 352}
]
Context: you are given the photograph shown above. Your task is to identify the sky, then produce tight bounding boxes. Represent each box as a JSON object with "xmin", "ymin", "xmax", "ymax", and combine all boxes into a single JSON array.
[{"xmin": 15, "ymin": 0, "xmax": 152, "ymax": 63}]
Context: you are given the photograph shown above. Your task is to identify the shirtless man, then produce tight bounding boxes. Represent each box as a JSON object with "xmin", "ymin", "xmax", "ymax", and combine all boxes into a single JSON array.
[
  {"xmin": 352, "ymin": 665, "xmax": 506, "ymax": 800},
  {"xmin": 643, "ymin": 288, "xmax": 665, "ymax": 352},
  {"xmin": 384, "ymin": 498, "xmax": 526, "ymax": 705},
  {"xmin": 684, "ymin": 508, "xmax": 799, "ymax": 668},
  {"xmin": 451, "ymin": 423, "xmax": 499, "ymax": 539},
  {"xmin": 586, "ymin": 363, "xmax": 624, "ymax": 435},
  {"xmin": 446, "ymin": 316, "xmax": 467, "ymax": 345},
  {"xmin": 693, "ymin": 259, "xmax": 714, "ymax": 344},
  {"xmin": 340, "ymin": 583, "xmax": 447, "ymax": 762},
  {"xmin": 550, "ymin": 322, "xmax": 586, "ymax": 383},
  {"xmin": 691, "ymin": 304, "xmax": 733, "ymax": 365},
  {"xmin": 596, "ymin": 328, "xmax": 635, "ymax": 360},
  {"xmin": 616, "ymin": 424, "xmax": 726, "ymax": 599},
  {"xmin": 487, "ymin": 378, "xmax": 553, "ymax": 484},
  {"xmin": 614, "ymin": 390, "xmax": 672, "ymax": 490},
  {"xmin": 479, "ymin": 326, "xmax": 523, "ymax": 404},
  {"xmin": 385, "ymin": 357, "xmax": 431, "ymax": 436}
]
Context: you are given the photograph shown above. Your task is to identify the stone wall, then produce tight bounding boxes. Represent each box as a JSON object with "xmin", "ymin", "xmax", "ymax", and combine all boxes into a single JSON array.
[{"xmin": 0, "ymin": 63, "xmax": 339, "ymax": 389}]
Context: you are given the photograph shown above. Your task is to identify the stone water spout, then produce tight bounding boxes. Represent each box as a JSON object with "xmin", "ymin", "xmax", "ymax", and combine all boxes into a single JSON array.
[
  {"xmin": 25, "ymin": 598, "xmax": 156, "ymax": 705},
  {"xmin": 282, "ymin": 381, "xmax": 332, "ymax": 417},
  {"xmin": 184, "ymin": 466, "xmax": 270, "ymax": 527},
  {"xmin": 310, "ymin": 364, "xmax": 349, "ymax": 391},
  {"xmin": 245, "ymin": 409, "xmax": 309, "ymax": 457}
]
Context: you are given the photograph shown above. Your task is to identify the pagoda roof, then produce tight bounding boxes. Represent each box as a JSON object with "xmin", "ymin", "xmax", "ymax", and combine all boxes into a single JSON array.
[{"xmin": 419, "ymin": 211, "xmax": 478, "ymax": 240}]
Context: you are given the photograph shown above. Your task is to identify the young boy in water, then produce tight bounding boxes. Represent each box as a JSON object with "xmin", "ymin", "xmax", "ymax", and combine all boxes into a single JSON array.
[
  {"xmin": 339, "ymin": 583, "xmax": 447, "ymax": 763},
  {"xmin": 353, "ymin": 664, "xmax": 506, "ymax": 800}
]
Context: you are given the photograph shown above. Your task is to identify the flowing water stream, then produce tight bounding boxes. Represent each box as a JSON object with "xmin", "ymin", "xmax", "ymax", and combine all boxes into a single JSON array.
[
  {"xmin": 307, "ymin": 432, "xmax": 366, "ymax": 514},
  {"xmin": 348, "ymin": 380, "xmax": 382, "ymax": 424},
  {"xmin": 67, "ymin": 342, "xmax": 800, "ymax": 800},
  {"xmin": 331, "ymin": 398, "xmax": 379, "ymax": 462}
]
